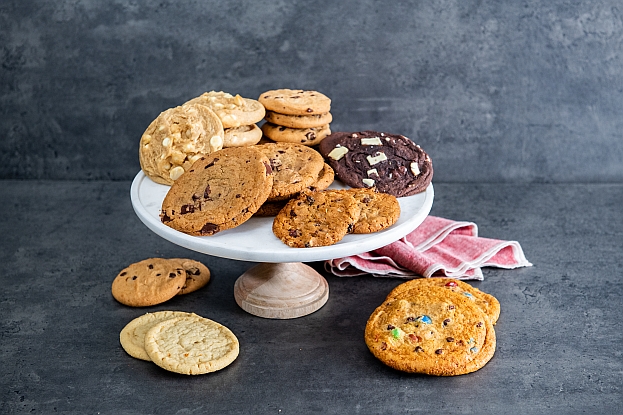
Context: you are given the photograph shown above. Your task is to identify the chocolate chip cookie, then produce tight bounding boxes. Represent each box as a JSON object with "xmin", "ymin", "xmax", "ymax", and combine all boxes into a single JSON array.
[
  {"xmin": 171, "ymin": 259, "xmax": 211, "ymax": 295},
  {"xmin": 258, "ymin": 89, "xmax": 331, "ymax": 115},
  {"xmin": 272, "ymin": 189, "xmax": 361, "ymax": 247},
  {"xmin": 260, "ymin": 122, "xmax": 331, "ymax": 146},
  {"xmin": 349, "ymin": 188, "xmax": 401, "ymax": 234},
  {"xmin": 160, "ymin": 147, "xmax": 273, "ymax": 236},
  {"xmin": 254, "ymin": 142, "xmax": 325, "ymax": 202},
  {"xmin": 264, "ymin": 110, "xmax": 332, "ymax": 129}
]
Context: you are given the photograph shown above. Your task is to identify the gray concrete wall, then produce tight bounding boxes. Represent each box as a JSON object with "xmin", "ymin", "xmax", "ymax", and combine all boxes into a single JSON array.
[{"xmin": 2, "ymin": 0, "xmax": 622, "ymax": 182}]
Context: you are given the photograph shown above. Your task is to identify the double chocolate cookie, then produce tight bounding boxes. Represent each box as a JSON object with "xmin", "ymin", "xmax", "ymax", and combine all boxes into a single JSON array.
[{"xmin": 319, "ymin": 131, "xmax": 433, "ymax": 197}]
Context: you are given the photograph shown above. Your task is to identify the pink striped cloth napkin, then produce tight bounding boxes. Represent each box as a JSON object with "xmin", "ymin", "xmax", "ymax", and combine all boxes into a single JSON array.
[{"xmin": 325, "ymin": 216, "xmax": 532, "ymax": 280}]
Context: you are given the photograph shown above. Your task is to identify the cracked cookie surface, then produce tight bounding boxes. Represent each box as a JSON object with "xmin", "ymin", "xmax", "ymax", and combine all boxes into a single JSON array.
[
  {"xmin": 120, "ymin": 311, "xmax": 195, "ymax": 361},
  {"xmin": 386, "ymin": 278, "xmax": 501, "ymax": 325},
  {"xmin": 349, "ymin": 188, "xmax": 401, "ymax": 234},
  {"xmin": 255, "ymin": 142, "xmax": 325, "ymax": 202}
]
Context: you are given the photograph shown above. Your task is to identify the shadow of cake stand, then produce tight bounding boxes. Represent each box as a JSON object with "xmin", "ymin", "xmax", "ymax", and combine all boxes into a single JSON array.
[{"xmin": 130, "ymin": 171, "xmax": 434, "ymax": 319}]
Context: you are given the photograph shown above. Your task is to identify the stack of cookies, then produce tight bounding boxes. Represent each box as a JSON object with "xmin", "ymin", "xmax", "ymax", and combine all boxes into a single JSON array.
[
  {"xmin": 258, "ymin": 89, "xmax": 333, "ymax": 146},
  {"xmin": 364, "ymin": 278, "xmax": 499, "ymax": 376},
  {"xmin": 139, "ymin": 90, "xmax": 265, "ymax": 185},
  {"xmin": 111, "ymin": 258, "xmax": 211, "ymax": 307},
  {"xmin": 184, "ymin": 91, "xmax": 265, "ymax": 148},
  {"xmin": 120, "ymin": 311, "xmax": 239, "ymax": 375}
]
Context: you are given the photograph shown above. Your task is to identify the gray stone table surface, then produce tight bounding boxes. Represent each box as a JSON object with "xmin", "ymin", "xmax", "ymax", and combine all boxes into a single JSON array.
[{"xmin": 0, "ymin": 180, "xmax": 621, "ymax": 414}]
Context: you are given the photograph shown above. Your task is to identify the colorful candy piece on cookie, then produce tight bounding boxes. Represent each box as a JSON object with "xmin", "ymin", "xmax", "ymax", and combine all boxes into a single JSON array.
[
  {"xmin": 386, "ymin": 277, "xmax": 501, "ymax": 325},
  {"xmin": 364, "ymin": 286, "xmax": 493, "ymax": 376}
]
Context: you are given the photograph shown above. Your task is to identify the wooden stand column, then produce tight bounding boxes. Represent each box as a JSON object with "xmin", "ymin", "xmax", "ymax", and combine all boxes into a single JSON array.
[{"xmin": 233, "ymin": 262, "xmax": 329, "ymax": 319}]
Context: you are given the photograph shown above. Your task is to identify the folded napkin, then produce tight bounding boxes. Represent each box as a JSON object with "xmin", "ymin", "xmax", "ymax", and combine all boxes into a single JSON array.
[{"xmin": 325, "ymin": 216, "xmax": 532, "ymax": 280}]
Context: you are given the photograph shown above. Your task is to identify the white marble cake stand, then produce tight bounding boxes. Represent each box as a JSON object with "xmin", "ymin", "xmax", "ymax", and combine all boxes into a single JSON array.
[{"xmin": 130, "ymin": 172, "xmax": 434, "ymax": 319}]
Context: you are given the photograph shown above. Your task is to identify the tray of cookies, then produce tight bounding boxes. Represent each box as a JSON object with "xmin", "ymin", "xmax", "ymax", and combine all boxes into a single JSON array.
[
  {"xmin": 131, "ymin": 88, "xmax": 434, "ymax": 263},
  {"xmin": 131, "ymin": 170, "xmax": 433, "ymax": 263}
]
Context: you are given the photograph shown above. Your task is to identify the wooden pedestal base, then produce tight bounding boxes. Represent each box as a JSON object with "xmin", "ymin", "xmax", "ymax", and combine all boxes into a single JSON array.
[{"xmin": 233, "ymin": 262, "xmax": 329, "ymax": 319}]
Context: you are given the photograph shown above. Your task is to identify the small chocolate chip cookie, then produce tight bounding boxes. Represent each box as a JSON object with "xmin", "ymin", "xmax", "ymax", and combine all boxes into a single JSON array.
[
  {"xmin": 111, "ymin": 258, "xmax": 186, "ymax": 307},
  {"xmin": 258, "ymin": 89, "xmax": 331, "ymax": 115},
  {"xmin": 171, "ymin": 259, "xmax": 211, "ymax": 295},
  {"xmin": 261, "ymin": 122, "xmax": 331, "ymax": 146}
]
